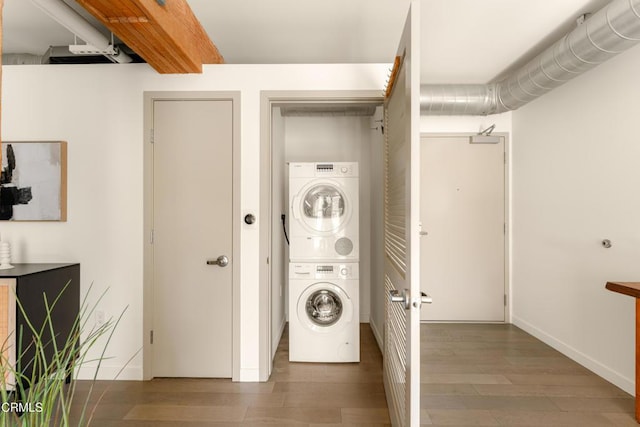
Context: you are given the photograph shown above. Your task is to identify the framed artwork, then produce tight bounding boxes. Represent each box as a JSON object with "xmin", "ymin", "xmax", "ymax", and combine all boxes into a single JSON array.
[{"xmin": 1, "ymin": 141, "xmax": 67, "ymax": 221}]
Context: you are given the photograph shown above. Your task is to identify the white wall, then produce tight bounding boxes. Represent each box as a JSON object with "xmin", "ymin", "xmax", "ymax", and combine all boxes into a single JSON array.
[
  {"xmin": 420, "ymin": 113, "xmax": 512, "ymax": 135},
  {"xmin": 280, "ymin": 112, "xmax": 384, "ymax": 323},
  {"xmin": 511, "ymin": 44, "xmax": 640, "ymax": 394},
  {"xmin": 1, "ymin": 63, "xmax": 389, "ymax": 381}
]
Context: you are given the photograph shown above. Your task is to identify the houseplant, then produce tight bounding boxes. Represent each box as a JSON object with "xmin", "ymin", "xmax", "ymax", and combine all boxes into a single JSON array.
[{"xmin": 0, "ymin": 283, "xmax": 130, "ymax": 426}]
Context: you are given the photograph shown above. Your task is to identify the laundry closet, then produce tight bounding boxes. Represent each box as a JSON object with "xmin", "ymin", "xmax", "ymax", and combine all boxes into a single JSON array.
[{"xmin": 268, "ymin": 102, "xmax": 386, "ymax": 359}]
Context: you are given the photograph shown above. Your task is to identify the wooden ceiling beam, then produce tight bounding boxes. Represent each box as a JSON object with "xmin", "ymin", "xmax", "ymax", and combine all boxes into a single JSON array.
[{"xmin": 76, "ymin": 0, "xmax": 223, "ymax": 74}]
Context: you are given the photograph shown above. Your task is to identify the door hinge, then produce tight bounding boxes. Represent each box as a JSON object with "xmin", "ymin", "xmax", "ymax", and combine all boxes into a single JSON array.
[
  {"xmin": 504, "ymin": 223, "xmax": 506, "ymax": 234},
  {"xmin": 504, "ymin": 294, "xmax": 507, "ymax": 306},
  {"xmin": 150, "ymin": 330, "xmax": 154, "ymax": 344},
  {"xmin": 150, "ymin": 229, "xmax": 155, "ymax": 244},
  {"xmin": 266, "ymin": 257, "xmax": 270, "ymax": 265},
  {"xmin": 150, "ymin": 128, "xmax": 154, "ymax": 144},
  {"xmin": 504, "ymin": 152, "xmax": 506, "ymax": 164}
]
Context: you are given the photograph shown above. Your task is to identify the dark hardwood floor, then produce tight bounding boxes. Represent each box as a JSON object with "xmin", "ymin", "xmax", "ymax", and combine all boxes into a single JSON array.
[{"xmin": 66, "ymin": 323, "xmax": 635, "ymax": 426}]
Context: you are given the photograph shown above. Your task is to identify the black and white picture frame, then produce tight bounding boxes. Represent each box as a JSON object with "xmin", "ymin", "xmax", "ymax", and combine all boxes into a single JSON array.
[{"xmin": 1, "ymin": 141, "xmax": 67, "ymax": 221}]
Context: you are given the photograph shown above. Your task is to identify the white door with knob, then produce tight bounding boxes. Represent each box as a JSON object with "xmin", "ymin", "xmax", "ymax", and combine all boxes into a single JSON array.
[
  {"xmin": 420, "ymin": 135, "xmax": 506, "ymax": 322},
  {"xmin": 152, "ymin": 98, "xmax": 234, "ymax": 377}
]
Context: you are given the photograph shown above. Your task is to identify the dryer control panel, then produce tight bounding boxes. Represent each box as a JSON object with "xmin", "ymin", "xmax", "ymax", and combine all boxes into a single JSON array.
[{"xmin": 290, "ymin": 263, "xmax": 359, "ymax": 279}]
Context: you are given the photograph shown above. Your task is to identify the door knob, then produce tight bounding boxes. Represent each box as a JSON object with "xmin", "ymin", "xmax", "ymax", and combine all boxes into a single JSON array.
[
  {"xmin": 420, "ymin": 292, "xmax": 433, "ymax": 304},
  {"xmin": 389, "ymin": 289, "xmax": 410, "ymax": 310},
  {"xmin": 207, "ymin": 255, "xmax": 229, "ymax": 267},
  {"xmin": 389, "ymin": 289, "xmax": 433, "ymax": 309},
  {"xmin": 411, "ymin": 292, "xmax": 433, "ymax": 308}
]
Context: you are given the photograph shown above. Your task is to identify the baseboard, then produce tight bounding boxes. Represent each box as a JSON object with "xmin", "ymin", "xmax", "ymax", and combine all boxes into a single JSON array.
[
  {"xmin": 76, "ymin": 364, "xmax": 265, "ymax": 383},
  {"xmin": 512, "ymin": 315, "xmax": 634, "ymax": 395},
  {"xmin": 75, "ymin": 365, "xmax": 142, "ymax": 381},
  {"xmin": 239, "ymin": 368, "xmax": 260, "ymax": 382},
  {"xmin": 272, "ymin": 317, "xmax": 286, "ymax": 359},
  {"xmin": 360, "ymin": 312, "xmax": 370, "ymax": 323},
  {"xmin": 369, "ymin": 318, "xmax": 384, "ymax": 353}
]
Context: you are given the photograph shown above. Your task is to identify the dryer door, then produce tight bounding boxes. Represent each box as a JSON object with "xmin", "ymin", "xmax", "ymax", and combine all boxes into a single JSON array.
[
  {"xmin": 297, "ymin": 282, "xmax": 353, "ymax": 333},
  {"xmin": 298, "ymin": 182, "xmax": 351, "ymax": 233}
]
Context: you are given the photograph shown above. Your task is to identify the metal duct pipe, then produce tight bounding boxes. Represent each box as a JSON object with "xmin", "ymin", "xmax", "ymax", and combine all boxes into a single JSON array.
[
  {"xmin": 420, "ymin": 84, "xmax": 497, "ymax": 115},
  {"xmin": 421, "ymin": 0, "xmax": 640, "ymax": 115},
  {"xmin": 30, "ymin": 0, "xmax": 132, "ymax": 64}
]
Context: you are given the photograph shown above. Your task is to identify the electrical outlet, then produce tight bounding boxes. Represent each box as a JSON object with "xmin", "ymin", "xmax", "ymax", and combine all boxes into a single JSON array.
[{"xmin": 95, "ymin": 310, "xmax": 106, "ymax": 326}]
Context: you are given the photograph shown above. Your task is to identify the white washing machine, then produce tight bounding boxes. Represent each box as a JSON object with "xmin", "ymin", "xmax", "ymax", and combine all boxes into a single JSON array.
[
  {"xmin": 289, "ymin": 162, "xmax": 359, "ymax": 262},
  {"xmin": 289, "ymin": 262, "xmax": 360, "ymax": 363}
]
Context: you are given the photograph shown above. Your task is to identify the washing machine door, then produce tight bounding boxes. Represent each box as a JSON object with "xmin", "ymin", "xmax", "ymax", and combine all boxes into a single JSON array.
[
  {"xmin": 295, "ymin": 181, "xmax": 352, "ymax": 234},
  {"xmin": 298, "ymin": 282, "xmax": 353, "ymax": 333},
  {"xmin": 307, "ymin": 289, "xmax": 343, "ymax": 326}
]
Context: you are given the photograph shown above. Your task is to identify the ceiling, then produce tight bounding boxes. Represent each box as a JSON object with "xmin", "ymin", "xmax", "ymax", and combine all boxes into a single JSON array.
[{"xmin": 2, "ymin": 0, "xmax": 613, "ymax": 83}]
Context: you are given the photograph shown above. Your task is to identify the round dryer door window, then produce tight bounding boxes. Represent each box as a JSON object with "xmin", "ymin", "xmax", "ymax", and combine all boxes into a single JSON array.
[
  {"xmin": 305, "ymin": 289, "xmax": 343, "ymax": 326},
  {"xmin": 301, "ymin": 184, "xmax": 349, "ymax": 233}
]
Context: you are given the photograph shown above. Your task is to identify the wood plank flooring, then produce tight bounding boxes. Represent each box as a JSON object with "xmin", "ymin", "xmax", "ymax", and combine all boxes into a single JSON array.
[
  {"xmin": 420, "ymin": 323, "xmax": 635, "ymax": 426},
  {"xmin": 66, "ymin": 323, "xmax": 635, "ymax": 426},
  {"xmin": 68, "ymin": 324, "xmax": 389, "ymax": 426}
]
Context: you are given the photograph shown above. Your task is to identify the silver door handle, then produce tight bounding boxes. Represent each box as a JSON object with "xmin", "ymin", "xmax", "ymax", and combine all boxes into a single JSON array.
[
  {"xmin": 419, "ymin": 231, "xmax": 428, "ymax": 236},
  {"xmin": 421, "ymin": 292, "xmax": 433, "ymax": 304},
  {"xmin": 389, "ymin": 289, "xmax": 410, "ymax": 310},
  {"xmin": 207, "ymin": 255, "xmax": 229, "ymax": 267},
  {"xmin": 389, "ymin": 289, "xmax": 432, "ymax": 309}
]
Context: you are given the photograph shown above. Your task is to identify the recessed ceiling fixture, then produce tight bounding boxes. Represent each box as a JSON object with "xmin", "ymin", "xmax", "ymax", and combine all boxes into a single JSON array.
[{"xmin": 29, "ymin": 0, "xmax": 131, "ymax": 63}]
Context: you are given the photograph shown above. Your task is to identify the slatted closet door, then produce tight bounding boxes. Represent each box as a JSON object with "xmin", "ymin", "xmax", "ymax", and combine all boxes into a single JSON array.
[
  {"xmin": 384, "ymin": 58, "xmax": 409, "ymax": 426},
  {"xmin": 382, "ymin": 2, "xmax": 421, "ymax": 425}
]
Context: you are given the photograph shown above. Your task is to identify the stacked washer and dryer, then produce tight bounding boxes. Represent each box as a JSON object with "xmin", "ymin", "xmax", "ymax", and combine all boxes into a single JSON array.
[{"xmin": 288, "ymin": 162, "xmax": 360, "ymax": 362}]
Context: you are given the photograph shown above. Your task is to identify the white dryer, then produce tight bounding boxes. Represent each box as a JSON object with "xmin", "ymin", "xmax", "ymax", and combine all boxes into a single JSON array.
[
  {"xmin": 289, "ymin": 162, "xmax": 359, "ymax": 262},
  {"xmin": 289, "ymin": 262, "xmax": 359, "ymax": 363}
]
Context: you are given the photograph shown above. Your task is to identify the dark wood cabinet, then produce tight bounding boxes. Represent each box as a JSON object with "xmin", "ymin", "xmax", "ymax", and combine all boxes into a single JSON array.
[{"xmin": 0, "ymin": 263, "xmax": 80, "ymax": 391}]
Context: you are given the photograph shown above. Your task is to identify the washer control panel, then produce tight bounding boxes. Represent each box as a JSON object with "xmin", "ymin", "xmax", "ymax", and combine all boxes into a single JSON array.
[
  {"xmin": 290, "ymin": 162, "xmax": 359, "ymax": 178},
  {"xmin": 290, "ymin": 263, "xmax": 359, "ymax": 280}
]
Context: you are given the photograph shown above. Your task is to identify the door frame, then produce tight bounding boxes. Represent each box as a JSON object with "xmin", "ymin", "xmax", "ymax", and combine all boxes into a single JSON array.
[
  {"xmin": 421, "ymin": 132, "xmax": 511, "ymax": 323},
  {"xmin": 142, "ymin": 91, "xmax": 242, "ymax": 381},
  {"xmin": 259, "ymin": 90, "xmax": 383, "ymax": 380}
]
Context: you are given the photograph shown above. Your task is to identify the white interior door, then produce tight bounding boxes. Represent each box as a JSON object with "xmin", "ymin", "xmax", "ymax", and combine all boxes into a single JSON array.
[
  {"xmin": 152, "ymin": 99, "xmax": 233, "ymax": 377},
  {"xmin": 420, "ymin": 135, "xmax": 506, "ymax": 321},
  {"xmin": 383, "ymin": 2, "xmax": 422, "ymax": 426}
]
